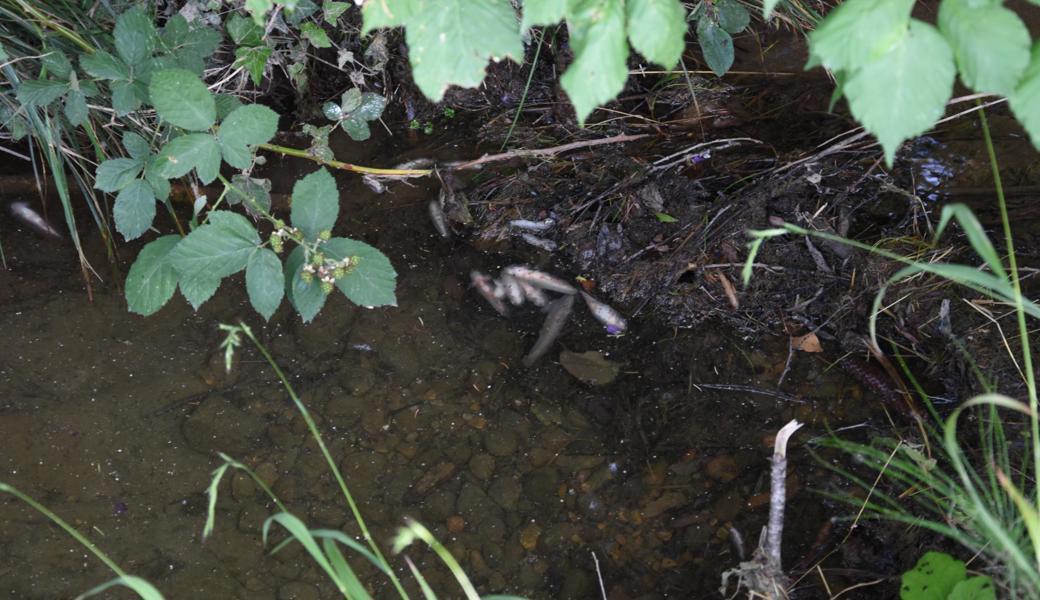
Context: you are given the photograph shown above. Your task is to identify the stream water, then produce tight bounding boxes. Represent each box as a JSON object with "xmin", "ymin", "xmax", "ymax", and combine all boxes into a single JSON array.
[{"xmin": 0, "ymin": 131, "xmax": 885, "ymax": 599}]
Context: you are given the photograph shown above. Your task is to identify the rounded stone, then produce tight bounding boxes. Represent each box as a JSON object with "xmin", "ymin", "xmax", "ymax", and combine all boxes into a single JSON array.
[
  {"xmin": 488, "ymin": 475, "xmax": 522, "ymax": 511},
  {"xmin": 483, "ymin": 429, "xmax": 518, "ymax": 457},
  {"xmin": 706, "ymin": 454, "xmax": 740, "ymax": 482},
  {"xmin": 469, "ymin": 454, "xmax": 496, "ymax": 481}
]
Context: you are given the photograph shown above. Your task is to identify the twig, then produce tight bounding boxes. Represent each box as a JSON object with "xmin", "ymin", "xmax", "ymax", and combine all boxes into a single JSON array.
[
  {"xmin": 592, "ymin": 552, "xmax": 608, "ymax": 600},
  {"xmin": 445, "ymin": 132, "xmax": 650, "ymax": 170}
]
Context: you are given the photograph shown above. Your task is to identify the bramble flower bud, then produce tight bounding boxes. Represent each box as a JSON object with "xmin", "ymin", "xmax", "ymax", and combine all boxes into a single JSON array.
[
  {"xmin": 321, "ymin": 280, "xmax": 334, "ymax": 295},
  {"xmin": 319, "ymin": 230, "xmax": 332, "ymax": 241},
  {"xmin": 333, "ymin": 267, "xmax": 346, "ymax": 279},
  {"xmin": 273, "ymin": 219, "xmax": 286, "ymax": 230},
  {"xmin": 270, "ymin": 236, "xmax": 283, "ymax": 254},
  {"xmin": 301, "ymin": 271, "xmax": 314, "ymax": 284}
]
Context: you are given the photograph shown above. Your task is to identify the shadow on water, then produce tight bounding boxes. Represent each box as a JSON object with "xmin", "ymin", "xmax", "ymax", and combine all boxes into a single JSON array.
[{"xmin": 0, "ymin": 128, "xmax": 882, "ymax": 599}]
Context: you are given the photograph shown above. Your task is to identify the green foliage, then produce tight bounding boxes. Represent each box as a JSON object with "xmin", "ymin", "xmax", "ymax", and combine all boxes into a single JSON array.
[
  {"xmin": 691, "ymin": 0, "xmax": 749, "ymax": 77},
  {"xmin": 901, "ymin": 552, "xmax": 994, "ymax": 600},
  {"xmin": 809, "ymin": 0, "xmax": 1040, "ymax": 164},
  {"xmin": 322, "ymin": 88, "xmax": 387, "ymax": 141},
  {"xmin": 560, "ymin": 0, "xmax": 630, "ymax": 126}
]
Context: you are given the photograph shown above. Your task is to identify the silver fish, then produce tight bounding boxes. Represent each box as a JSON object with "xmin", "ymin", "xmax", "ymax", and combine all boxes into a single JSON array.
[
  {"xmin": 517, "ymin": 280, "xmax": 548, "ymax": 307},
  {"xmin": 580, "ymin": 291, "xmax": 627, "ymax": 334},
  {"xmin": 503, "ymin": 265, "xmax": 576, "ymax": 295},
  {"xmin": 9, "ymin": 201, "xmax": 62, "ymax": 239},
  {"xmin": 428, "ymin": 199, "xmax": 450, "ymax": 238},
  {"xmin": 498, "ymin": 273, "xmax": 526, "ymax": 306},
  {"xmin": 509, "ymin": 218, "xmax": 555, "ymax": 232},
  {"xmin": 523, "ymin": 294, "xmax": 574, "ymax": 367},
  {"xmin": 520, "ymin": 233, "xmax": 558, "ymax": 251},
  {"xmin": 471, "ymin": 271, "xmax": 509, "ymax": 316}
]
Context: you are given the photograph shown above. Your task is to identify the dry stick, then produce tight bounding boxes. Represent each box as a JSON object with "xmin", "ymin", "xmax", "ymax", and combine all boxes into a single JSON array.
[
  {"xmin": 444, "ymin": 132, "xmax": 650, "ymax": 170},
  {"xmin": 765, "ymin": 419, "xmax": 804, "ymax": 572}
]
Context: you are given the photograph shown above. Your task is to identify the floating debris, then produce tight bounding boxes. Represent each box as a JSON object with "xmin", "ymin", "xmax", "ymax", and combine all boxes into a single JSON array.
[
  {"xmin": 523, "ymin": 294, "xmax": 574, "ymax": 367},
  {"xmin": 580, "ymin": 291, "xmax": 627, "ymax": 334},
  {"xmin": 520, "ymin": 233, "xmax": 557, "ymax": 251},
  {"xmin": 559, "ymin": 350, "xmax": 621, "ymax": 385},
  {"xmin": 509, "ymin": 218, "xmax": 556, "ymax": 232}
]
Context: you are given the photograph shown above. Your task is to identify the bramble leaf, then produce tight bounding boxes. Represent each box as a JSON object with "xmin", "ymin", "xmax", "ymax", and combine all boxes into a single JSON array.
[
  {"xmin": 114, "ymin": 179, "xmax": 156, "ymax": 241},
  {"xmin": 80, "ymin": 51, "xmax": 130, "ymax": 80},
  {"xmin": 1011, "ymin": 43, "xmax": 1040, "ymax": 149},
  {"xmin": 154, "ymin": 133, "xmax": 220, "ymax": 181},
  {"xmin": 697, "ymin": 17, "xmax": 734, "ymax": 77},
  {"xmin": 716, "ymin": 0, "xmax": 750, "ymax": 34},
  {"xmin": 125, "ymin": 235, "xmax": 181, "ymax": 315},
  {"xmin": 218, "ymin": 104, "xmax": 279, "ymax": 169},
  {"xmin": 149, "ymin": 69, "xmax": 216, "ymax": 131},
  {"xmin": 627, "ymin": 0, "xmax": 687, "ymax": 68},
  {"xmin": 405, "ymin": 0, "xmax": 523, "ymax": 102},
  {"xmin": 938, "ymin": 0, "xmax": 1030, "ymax": 96},
  {"xmin": 247, "ymin": 248, "xmax": 284, "ymax": 320},
  {"xmin": 561, "ymin": 0, "xmax": 628, "ymax": 125},
  {"xmin": 361, "ymin": 0, "xmax": 423, "ymax": 34},
  {"xmin": 325, "ymin": 237, "xmax": 398, "ymax": 307},
  {"xmin": 807, "ymin": 0, "xmax": 914, "ymax": 72},
  {"xmin": 285, "ymin": 247, "xmax": 327, "ymax": 322},
  {"xmin": 95, "ymin": 158, "xmax": 143, "ymax": 192},
  {"xmin": 169, "ymin": 210, "xmax": 261, "ymax": 284},
  {"xmin": 844, "ymin": 20, "xmax": 954, "ymax": 166},
  {"xmin": 522, "ymin": 0, "xmax": 567, "ymax": 30},
  {"xmin": 291, "ymin": 168, "xmax": 339, "ymax": 241},
  {"xmin": 114, "ymin": 6, "xmax": 158, "ymax": 66},
  {"xmin": 16, "ymin": 80, "xmax": 68, "ymax": 107},
  {"xmin": 179, "ymin": 275, "xmax": 222, "ymax": 309}
]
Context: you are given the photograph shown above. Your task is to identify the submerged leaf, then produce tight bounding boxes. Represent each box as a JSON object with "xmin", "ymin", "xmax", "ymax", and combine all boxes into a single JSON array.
[{"xmin": 559, "ymin": 350, "xmax": 622, "ymax": 385}]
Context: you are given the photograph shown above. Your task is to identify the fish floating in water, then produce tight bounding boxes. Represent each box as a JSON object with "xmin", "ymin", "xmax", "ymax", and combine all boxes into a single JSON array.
[
  {"xmin": 472, "ymin": 264, "xmax": 627, "ymax": 366},
  {"xmin": 9, "ymin": 201, "xmax": 62, "ymax": 239}
]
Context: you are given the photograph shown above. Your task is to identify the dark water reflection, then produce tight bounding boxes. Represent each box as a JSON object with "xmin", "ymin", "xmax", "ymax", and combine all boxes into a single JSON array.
[{"xmin": 0, "ymin": 131, "xmax": 874, "ymax": 599}]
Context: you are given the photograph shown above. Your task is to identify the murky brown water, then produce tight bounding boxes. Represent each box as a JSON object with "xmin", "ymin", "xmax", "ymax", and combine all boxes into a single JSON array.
[{"xmin": 0, "ymin": 130, "xmax": 881, "ymax": 599}]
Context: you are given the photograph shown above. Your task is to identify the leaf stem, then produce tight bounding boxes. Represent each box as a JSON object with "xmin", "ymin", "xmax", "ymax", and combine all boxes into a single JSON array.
[{"xmin": 258, "ymin": 143, "xmax": 432, "ymax": 177}]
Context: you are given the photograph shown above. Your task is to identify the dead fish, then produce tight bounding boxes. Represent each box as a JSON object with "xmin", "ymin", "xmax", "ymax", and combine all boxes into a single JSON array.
[
  {"xmin": 517, "ymin": 280, "xmax": 548, "ymax": 307},
  {"xmin": 428, "ymin": 199, "xmax": 450, "ymax": 238},
  {"xmin": 523, "ymin": 294, "xmax": 574, "ymax": 367},
  {"xmin": 503, "ymin": 265, "xmax": 576, "ymax": 295},
  {"xmin": 471, "ymin": 271, "xmax": 509, "ymax": 316},
  {"xmin": 497, "ymin": 273, "xmax": 526, "ymax": 306},
  {"xmin": 520, "ymin": 233, "xmax": 558, "ymax": 251},
  {"xmin": 580, "ymin": 291, "xmax": 627, "ymax": 334},
  {"xmin": 9, "ymin": 201, "xmax": 62, "ymax": 239},
  {"xmin": 509, "ymin": 218, "xmax": 555, "ymax": 232}
]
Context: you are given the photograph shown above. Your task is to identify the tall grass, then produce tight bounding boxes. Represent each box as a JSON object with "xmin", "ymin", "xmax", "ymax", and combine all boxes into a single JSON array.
[{"xmin": 743, "ymin": 107, "xmax": 1040, "ymax": 596}]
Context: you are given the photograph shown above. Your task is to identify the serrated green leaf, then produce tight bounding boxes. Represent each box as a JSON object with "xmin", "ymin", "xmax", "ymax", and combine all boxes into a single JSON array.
[
  {"xmin": 627, "ymin": 0, "xmax": 687, "ymax": 68},
  {"xmin": 123, "ymin": 131, "xmax": 151, "ymax": 161},
  {"xmin": 63, "ymin": 89, "xmax": 88, "ymax": 126},
  {"xmin": 948, "ymin": 576, "xmax": 995, "ymax": 600},
  {"xmin": 228, "ymin": 174, "xmax": 272, "ymax": 215},
  {"xmin": 1011, "ymin": 43, "xmax": 1040, "ymax": 150},
  {"xmin": 215, "ymin": 94, "xmax": 244, "ymax": 120},
  {"xmin": 341, "ymin": 116, "xmax": 371, "ymax": 141},
  {"xmin": 323, "ymin": 1, "xmax": 351, "ymax": 24},
  {"xmin": 233, "ymin": 45, "xmax": 272, "ymax": 86},
  {"xmin": 145, "ymin": 166, "xmax": 171, "ymax": 201},
  {"xmin": 80, "ymin": 51, "xmax": 129, "ymax": 80},
  {"xmin": 354, "ymin": 92, "xmax": 387, "ymax": 121},
  {"xmin": 154, "ymin": 133, "xmax": 220, "ymax": 180},
  {"xmin": 807, "ymin": 0, "xmax": 914, "ymax": 72},
  {"xmin": 560, "ymin": 0, "xmax": 628, "ymax": 125},
  {"xmin": 16, "ymin": 79, "xmax": 68, "ymax": 107},
  {"xmin": 522, "ymin": 0, "xmax": 566, "ymax": 29},
  {"xmin": 247, "ymin": 248, "xmax": 284, "ymax": 320},
  {"xmin": 180, "ymin": 274, "xmax": 222, "ymax": 309},
  {"xmin": 285, "ymin": 247, "xmax": 327, "ymax": 321},
  {"xmin": 716, "ymin": 0, "xmax": 750, "ymax": 34},
  {"xmin": 218, "ymin": 104, "xmax": 279, "ymax": 168},
  {"xmin": 938, "ymin": 0, "xmax": 1030, "ymax": 96},
  {"xmin": 194, "ymin": 137, "xmax": 223, "ymax": 185},
  {"xmin": 95, "ymin": 158, "xmax": 143, "ymax": 192},
  {"xmin": 114, "ymin": 179, "xmax": 156, "ymax": 241},
  {"xmin": 169, "ymin": 210, "xmax": 260, "ymax": 284},
  {"xmin": 361, "ymin": 0, "xmax": 423, "ymax": 34},
  {"xmin": 405, "ymin": 0, "xmax": 523, "ymax": 102},
  {"xmin": 125, "ymin": 235, "xmax": 181, "ymax": 315},
  {"xmin": 300, "ymin": 21, "xmax": 333, "ymax": 48},
  {"xmin": 696, "ymin": 18, "xmax": 734, "ymax": 77},
  {"xmin": 900, "ymin": 552, "xmax": 966, "ymax": 600},
  {"xmin": 42, "ymin": 49, "xmax": 73, "ymax": 79},
  {"xmin": 166, "ymin": 20, "xmax": 222, "ymax": 74},
  {"xmin": 115, "ymin": 6, "xmax": 158, "ymax": 66},
  {"xmin": 228, "ymin": 13, "xmax": 265, "ymax": 46},
  {"xmin": 149, "ymin": 68, "xmax": 216, "ymax": 131},
  {"xmin": 845, "ymin": 20, "xmax": 954, "ymax": 166},
  {"xmin": 111, "ymin": 80, "xmax": 143, "ymax": 115},
  {"xmin": 325, "ymin": 237, "xmax": 398, "ymax": 307},
  {"xmin": 291, "ymin": 168, "xmax": 339, "ymax": 240}
]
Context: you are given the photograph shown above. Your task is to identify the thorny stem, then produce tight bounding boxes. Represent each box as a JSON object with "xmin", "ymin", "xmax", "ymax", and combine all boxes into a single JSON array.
[
  {"xmin": 258, "ymin": 143, "xmax": 432, "ymax": 177},
  {"xmin": 236, "ymin": 324, "xmax": 410, "ymax": 600},
  {"xmin": 979, "ymin": 106, "xmax": 1040, "ymax": 509}
]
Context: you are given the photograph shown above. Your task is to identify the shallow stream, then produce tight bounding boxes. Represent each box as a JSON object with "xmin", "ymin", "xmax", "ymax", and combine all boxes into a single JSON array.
[{"xmin": 0, "ymin": 131, "xmax": 887, "ymax": 599}]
